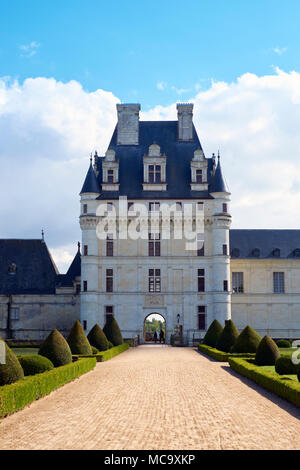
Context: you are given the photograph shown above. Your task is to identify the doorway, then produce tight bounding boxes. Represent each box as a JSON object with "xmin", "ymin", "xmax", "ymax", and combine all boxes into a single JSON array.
[{"xmin": 144, "ymin": 313, "xmax": 166, "ymax": 344}]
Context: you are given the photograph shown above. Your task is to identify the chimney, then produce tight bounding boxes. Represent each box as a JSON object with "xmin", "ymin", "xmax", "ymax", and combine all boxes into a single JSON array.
[
  {"xmin": 117, "ymin": 104, "xmax": 141, "ymax": 145},
  {"xmin": 176, "ymin": 103, "xmax": 194, "ymax": 141}
]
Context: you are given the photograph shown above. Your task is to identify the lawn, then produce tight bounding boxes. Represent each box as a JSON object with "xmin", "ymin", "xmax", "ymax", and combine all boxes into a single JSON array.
[
  {"xmin": 260, "ymin": 365, "xmax": 298, "ymax": 382},
  {"xmin": 12, "ymin": 348, "xmax": 39, "ymax": 356},
  {"xmin": 279, "ymin": 348, "xmax": 297, "ymax": 355}
]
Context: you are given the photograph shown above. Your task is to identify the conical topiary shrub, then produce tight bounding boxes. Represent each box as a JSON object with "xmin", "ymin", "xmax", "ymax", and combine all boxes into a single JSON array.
[
  {"xmin": 87, "ymin": 324, "xmax": 109, "ymax": 352},
  {"xmin": 203, "ymin": 319, "xmax": 223, "ymax": 348},
  {"xmin": 232, "ymin": 325, "xmax": 262, "ymax": 353},
  {"xmin": 39, "ymin": 329, "xmax": 72, "ymax": 367},
  {"xmin": 216, "ymin": 319, "xmax": 239, "ymax": 352},
  {"xmin": 255, "ymin": 335, "xmax": 280, "ymax": 366},
  {"xmin": 0, "ymin": 338, "xmax": 24, "ymax": 385},
  {"xmin": 103, "ymin": 316, "xmax": 123, "ymax": 346},
  {"xmin": 67, "ymin": 320, "xmax": 92, "ymax": 355}
]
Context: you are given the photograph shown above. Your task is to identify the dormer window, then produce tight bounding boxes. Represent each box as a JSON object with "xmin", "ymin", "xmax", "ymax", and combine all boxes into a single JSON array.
[
  {"xmin": 190, "ymin": 148, "xmax": 208, "ymax": 191},
  {"xmin": 293, "ymin": 248, "xmax": 300, "ymax": 257},
  {"xmin": 107, "ymin": 170, "xmax": 114, "ymax": 184},
  {"xmin": 272, "ymin": 248, "xmax": 280, "ymax": 258},
  {"xmin": 196, "ymin": 169, "xmax": 202, "ymax": 183},
  {"xmin": 149, "ymin": 165, "xmax": 161, "ymax": 183},
  {"xmin": 252, "ymin": 248, "xmax": 260, "ymax": 258},
  {"xmin": 231, "ymin": 248, "xmax": 240, "ymax": 258},
  {"xmin": 102, "ymin": 149, "xmax": 119, "ymax": 191},
  {"xmin": 143, "ymin": 143, "xmax": 167, "ymax": 191}
]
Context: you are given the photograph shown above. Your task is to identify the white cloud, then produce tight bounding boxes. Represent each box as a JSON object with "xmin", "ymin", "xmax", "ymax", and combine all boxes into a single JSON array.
[
  {"xmin": 19, "ymin": 41, "xmax": 40, "ymax": 58},
  {"xmin": 156, "ymin": 81, "xmax": 167, "ymax": 91},
  {"xmin": 273, "ymin": 47, "xmax": 287, "ymax": 55},
  {"xmin": 1, "ymin": 70, "xmax": 300, "ymax": 271}
]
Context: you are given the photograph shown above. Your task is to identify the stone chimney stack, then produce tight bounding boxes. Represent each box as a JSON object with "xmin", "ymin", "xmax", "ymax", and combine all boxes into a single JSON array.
[
  {"xmin": 176, "ymin": 103, "xmax": 194, "ymax": 141},
  {"xmin": 117, "ymin": 104, "xmax": 141, "ymax": 145}
]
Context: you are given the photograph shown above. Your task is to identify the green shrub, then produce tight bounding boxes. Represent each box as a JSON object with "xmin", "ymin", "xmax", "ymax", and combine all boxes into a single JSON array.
[
  {"xmin": 255, "ymin": 335, "xmax": 280, "ymax": 366},
  {"xmin": 216, "ymin": 319, "xmax": 239, "ymax": 352},
  {"xmin": 0, "ymin": 339, "xmax": 24, "ymax": 386},
  {"xmin": 39, "ymin": 329, "xmax": 72, "ymax": 367},
  {"xmin": 0, "ymin": 357, "xmax": 96, "ymax": 418},
  {"xmin": 72, "ymin": 343, "xmax": 130, "ymax": 362},
  {"xmin": 67, "ymin": 320, "xmax": 92, "ymax": 355},
  {"xmin": 18, "ymin": 354, "xmax": 54, "ymax": 376},
  {"xmin": 202, "ymin": 320, "xmax": 223, "ymax": 348},
  {"xmin": 276, "ymin": 339, "xmax": 291, "ymax": 348},
  {"xmin": 87, "ymin": 324, "xmax": 109, "ymax": 351},
  {"xmin": 229, "ymin": 357, "xmax": 300, "ymax": 408},
  {"xmin": 90, "ymin": 346, "xmax": 98, "ymax": 355},
  {"xmin": 108, "ymin": 341, "xmax": 114, "ymax": 349},
  {"xmin": 275, "ymin": 356, "xmax": 298, "ymax": 375},
  {"xmin": 103, "ymin": 316, "xmax": 123, "ymax": 346},
  {"xmin": 232, "ymin": 325, "xmax": 261, "ymax": 353},
  {"xmin": 198, "ymin": 344, "xmax": 255, "ymax": 362}
]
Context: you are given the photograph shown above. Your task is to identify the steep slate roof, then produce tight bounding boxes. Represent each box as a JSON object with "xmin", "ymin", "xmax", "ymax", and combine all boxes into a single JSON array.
[
  {"xmin": 230, "ymin": 230, "xmax": 300, "ymax": 259},
  {"xmin": 0, "ymin": 239, "xmax": 59, "ymax": 295},
  {"xmin": 95, "ymin": 121, "xmax": 215, "ymax": 200},
  {"xmin": 80, "ymin": 161, "xmax": 100, "ymax": 194},
  {"xmin": 210, "ymin": 156, "xmax": 229, "ymax": 193},
  {"xmin": 56, "ymin": 248, "xmax": 81, "ymax": 287}
]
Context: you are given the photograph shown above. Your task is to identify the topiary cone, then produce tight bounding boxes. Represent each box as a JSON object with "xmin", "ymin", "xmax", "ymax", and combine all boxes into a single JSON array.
[
  {"xmin": 216, "ymin": 319, "xmax": 239, "ymax": 352},
  {"xmin": 232, "ymin": 325, "xmax": 262, "ymax": 353},
  {"xmin": 255, "ymin": 335, "xmax": 280, "ymax": 366},
  {"xmin": 39, "ymin": 329, "xmax": 72, "ymax": 367},
  {"xmin": 203, "ymin": 319, "xmax": 223, "ymax": 348},
  {"xmin": 87, "ymin": 324, "xmax": 109, "ymax": 351},
  {"xmin": 103, "ymin": 316, "xmax": 123, "ymax": 346},
  {"xmin": 0, "ymin": 338, "xmax": 24, "ymax": 385},
  {"xmin": 67, "ymin": 320, "xmax": 92, "ymax": 355}
]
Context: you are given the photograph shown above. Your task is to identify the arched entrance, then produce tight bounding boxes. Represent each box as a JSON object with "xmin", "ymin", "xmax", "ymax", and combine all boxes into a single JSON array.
[{"xmin": 143, "ymin": 313, "xmax": 166, "ymax": 344}]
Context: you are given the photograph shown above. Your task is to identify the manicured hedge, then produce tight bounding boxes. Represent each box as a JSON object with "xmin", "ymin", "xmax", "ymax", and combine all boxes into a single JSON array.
[
  {"xmin": 229, "ymin": 357, "xmax": 300, "ymax": 408},
  {"xmin": 0, "ymin": 357, "xmax": 96, "ymax": 418},
  {"xmin": 198, "ymin": 344, "xmax": 255, "ymax": 362},
  {"xmin": 73, "ymin": 343, "xmax": 129, "ymax": 363}
]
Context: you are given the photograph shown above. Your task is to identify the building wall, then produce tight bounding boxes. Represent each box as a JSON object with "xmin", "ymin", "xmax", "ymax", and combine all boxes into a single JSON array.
[{"xmin": 231, "ymin": 259, "xmax": 300, "ymax": 338}]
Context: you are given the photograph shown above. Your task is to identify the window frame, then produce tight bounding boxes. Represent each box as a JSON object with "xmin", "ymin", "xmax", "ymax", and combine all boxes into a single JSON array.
[
  {"xmin": 106, "ymin": 269, "xmax": 114, "ymax": 293},
  {"xmin": 273, "ymin": 272, "xmax": 285, "ymax": 294},
  {"xmin": 197, "ymin": 269, "xmax": 205, "ymax": 292},
  {"xmin": 148, "ymin": 268, "xmax": 161, "ymax": 293},
  {"xmin": 232, "ymin": 272, "xmax": 244, "ymax": 294}
]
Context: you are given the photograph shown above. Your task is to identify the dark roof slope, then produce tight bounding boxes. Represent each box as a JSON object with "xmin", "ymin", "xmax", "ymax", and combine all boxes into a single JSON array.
[
  {"xmin": 230, "ymin": 229, "xmax": 300, "ymax": 259},
  {"xmin": 95, "ymin": 121, "xmax": 214, "ymax": 200},
  {"xmin": 80, "ymin": 161, "xmax": 100, "ymax": 194},
  {"xmin": 56, "ymin": 248, "xmax": 81, "ymax": 287},
  {"xmin": 0, "ymin": 239, "xmax": 59, "ymax": 294},
  {"xmin": 210, "ymin": 156, "xmax": 229, "ymax": 193}
]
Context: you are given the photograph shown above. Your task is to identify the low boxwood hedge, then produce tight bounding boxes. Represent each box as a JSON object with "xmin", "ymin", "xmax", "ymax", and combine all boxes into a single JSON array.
[
  {"xmin": 18, "ymin": 354, "xmax": 54, "ymax": 376},
  {"xmin": 0, "ymin": 357, "xmax": 96, "ymax": 418},
  {"xmin": 72, "ymin": 343, "xmax": 130, "ymax": 363},
  {"xmin": 228, "ymin": 357, "xmax": 300, "ymax": 408},
  {"xmin": 198, "ymin": 344, "xmax": 255, "ymax": 362}
]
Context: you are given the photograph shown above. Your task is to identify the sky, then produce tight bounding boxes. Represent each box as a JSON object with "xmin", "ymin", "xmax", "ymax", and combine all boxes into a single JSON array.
[{"xmin": 1, "ymin": 0, "xmax": 300, "ymax": 272}]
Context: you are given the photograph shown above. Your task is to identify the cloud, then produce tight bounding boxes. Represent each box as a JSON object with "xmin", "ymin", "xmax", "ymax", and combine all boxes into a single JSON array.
[
  {"xmin": 19, "ymin": 41, "xmax": 41, "ymax": 58},
  {"xmin": 273, "ymin": 47, "xmax": 287, "ymax": 55},
  {"xmin": 156, "ymin": 81, "xmax": 167, "ymax": 91},
  {"xmin": 1, "ymin": 70, "xmax": 300, "ymax": 271}
]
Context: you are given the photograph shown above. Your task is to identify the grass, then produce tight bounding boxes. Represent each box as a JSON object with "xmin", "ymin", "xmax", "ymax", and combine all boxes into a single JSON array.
[
  {"xmin": 12, "ymin": 348, "xmax": 39, "ymax": 356},
  {"xmin": 279, "ymin": 348, "xmax": 297, "ymax": 355},
  {"xmin": 260, "ymin": 365, "xmax": 298, "ymax": 382}
]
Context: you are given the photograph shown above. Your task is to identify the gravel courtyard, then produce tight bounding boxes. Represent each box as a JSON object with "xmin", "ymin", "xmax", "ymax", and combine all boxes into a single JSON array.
[{"xmin": 1, "ymin": 345, "xmax": 300, "ymax": 450}]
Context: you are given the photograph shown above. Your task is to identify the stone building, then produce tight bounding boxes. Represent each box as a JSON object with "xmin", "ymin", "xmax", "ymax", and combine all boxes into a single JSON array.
[{"xmin": 0, "ymin": 239, "xmax": 81, "ymax": 340}]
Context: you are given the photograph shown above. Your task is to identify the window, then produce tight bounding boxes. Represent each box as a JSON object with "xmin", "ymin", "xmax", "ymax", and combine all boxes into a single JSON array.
[
  {"xmin": 106, "ymin": 269, "xmax": 113, "ymax": 293},
  {"xmin": 198, "ymin": 269, "xmax": 205, "ymax": 292},
  {"xmin": 83, "ymin": 320, "xmax": 87, "ymax": 331},
  {"xmin": 196, "ymin": 169, "xmax": 203, "ymax": 183},
  {"xmin": 176, "ymin": 201, "xmax": 182, "ymax": 211},
  {"xmin": 197, "ymin": 202, "xmax": 204, "ymax": 212},
  {"xmin": 149, "ymin": 269, "xmax": 161, "ymax": 292},
  {"xmin": 252, "ymin": 248, "xmax": 260, "ymax": 257},
  {"xmin": 231, "ymin": 248, "xmax": 240, "ymax": 258},
  {"xmin": 149, "ymin": 165, "xmax": 161, "ymax": 183},
  {"xmin": 232, "ymin": 272, "xmax": 244, "ymax": 293},
  {"xmin": 128, "ymin": 202, "xmax": 134, "ymax": 211},
  {"xmin": 83, "ymin": 245, "xmax": 88, "ymax": 256},
  {"xmin": 222, "ymin": 203, "xmax": 227, "ymax": 213},
  {"xmin": 273, "ymin": 272, "xmax": 285, "ymax": 293},
  {"xmin": 76, "ymin": 284, "xmax": 81, "ymax": 294},
  {"xmin": 149, "ymin": 202, "xmax": 160, "ymax": 212},
  {"xmin": 223, "ymin": 244, "xmax": 228, "ymax": 255},
  {"xmin": 223, "ymin": 280, "xmax": 228, "ymax": 292},
  {"xmin": 272, "ymin": 248, "xmax": 280, "ymax": 258},
  {"xmin": 106, "ymin": 235, "xmax": 114, "ymax": 257},
  {"xmin": 10, "ymin": 308, "xmax": 19, "ymax": 320},
  {"xmin": 107, "ymin": 169, "xmax": 114, "ymax": 183},
  {"xmin": 83, "ymin": 204, "xmax": 88, "ymax": 214},
  {"xmin": 197, "ymin": 242, "xmax": 204, "ymax": 257},
  {"xmin": 198, "ymin": 306, "xmax": 206, "ymax": 330},
  {"xmin": 83, "ymin": 281, "xmax": 87, "ymax": 292},
  {"xmin": 106, "ymin": 202, "xmax": 113, "ymax": 212},
  {"xmin": 105, "ymin": 306, "xmax": 114, "ymax": 322},
  {"xmin": 149, "ymin": 233, "xmax": 160, "ymax": 256}
]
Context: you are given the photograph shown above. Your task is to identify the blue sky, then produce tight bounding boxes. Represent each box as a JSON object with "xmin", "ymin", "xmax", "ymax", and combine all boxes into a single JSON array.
[{"xmin": 1, "ymin": 0, "xmax": 299, "ymax": 107}]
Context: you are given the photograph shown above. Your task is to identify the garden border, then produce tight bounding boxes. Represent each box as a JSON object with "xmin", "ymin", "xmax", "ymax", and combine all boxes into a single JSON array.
[{"xmin": 198, "ymin": 344, "xmax": 255, "ymax": 362}]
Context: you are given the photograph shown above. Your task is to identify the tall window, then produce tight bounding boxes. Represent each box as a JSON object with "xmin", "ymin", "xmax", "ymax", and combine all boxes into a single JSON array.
[
  {"xmin": 11, "ymin": 308, "xmax": 19, "ymax": 320},
  {"xmin": 106, "ymin": 269, "xmax": 113, "ymax": 293},
  {"xmin": 105, "ymin": 306, "xmax": 114, "ymax": 322},
  {"xmin": 149, "ymin": 165, "xmax": 161, "ymax": 183},
  {"xmin": 149, "ymin": 269, "xmax": 161, "ymax": 292},
  {"xmin": 223, "ymin": 244, "xmax": 228, "ymax": 255},
  {"xmin": 223, "ymin": 280, "xmax": 228, "ymax": 292},
  {"xmin": 83, "ymin": 281, "xmax": 87, "ymax": 292},
  {"xmin": 83, "ymin": 320, "xmax": 87, "ymax": 331},
  {"xmin": 198, "ymin": 269, "xmax": 205, "ymax": 292},
  {"xmin": 197, "ymin": 241, "xmax": 204, "ymax": 257},
  {"xmin": 196, "ymin": 169, "xmax": 203, "ymax": 183},
  {"xmin": 273, "ymin": 272, "xmax": 285, "ymax": 293},
  {"xmin": 83, "ymin": 245, "xmax": 88, "ymax": 256},
  {"xmin": 106, "ymin": 235, "xmax": 114, "ymax": 257},
  {"xmin": 107, "ymin": 169, "xmax": 114, "ymax": 183},
  {"xmin": 198, "ymin": 306, "xmax": 206, "ymax": 330},
  {"xmin": 232, "ymin": 272, "xmax": 244, "ymax": 293},
  {"xmin": 83, "ymin": 204, "xmax": 88, "ymax": 214},
  {"xmin": 149, "ymin": 202, "xmax": 160, "ymax": 212},
  {"xmin": 149, "ymin": 233, "xmax": 160, "ymax": 256},
  {"xmin": 222, "ymin": 203, "xmax": 228, "ymax": 213}
]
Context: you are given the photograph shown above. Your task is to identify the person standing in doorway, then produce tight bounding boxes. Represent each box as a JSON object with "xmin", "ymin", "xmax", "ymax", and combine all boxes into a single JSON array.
[
  {"xmin": 153, "ymin": 330, "xmax": 158, "ymax": 343},
  {"xmin": 159, "ymin": 328, "xmax": 165, "ymax": 344}
]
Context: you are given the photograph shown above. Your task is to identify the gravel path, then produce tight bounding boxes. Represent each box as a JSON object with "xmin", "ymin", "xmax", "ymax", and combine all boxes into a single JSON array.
[{"xmin": 0, "ymin": 345, "xmax": 300, "ymax": 450}]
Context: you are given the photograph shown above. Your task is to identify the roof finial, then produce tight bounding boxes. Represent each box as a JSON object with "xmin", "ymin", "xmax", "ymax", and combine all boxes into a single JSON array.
[
  {"xmin": 218, "ymin": 150, "xmax": 220, "ymax": 160},
  {"xmin": 41, "ymin": 229, "xmax": 44, "ymax": 242},
  {"xmin": 90, "ymin": 152, "xmax": 92, "ymax": 163},
  {"xmin": 77, "ymin": 241, "xmax": 81, "ymax": 253}
]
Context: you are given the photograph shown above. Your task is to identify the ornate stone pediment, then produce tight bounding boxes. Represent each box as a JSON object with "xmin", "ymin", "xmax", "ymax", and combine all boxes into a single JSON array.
[{"xmin": 144, "ymin": 295, "xmax": 164, "ymax": 307}]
